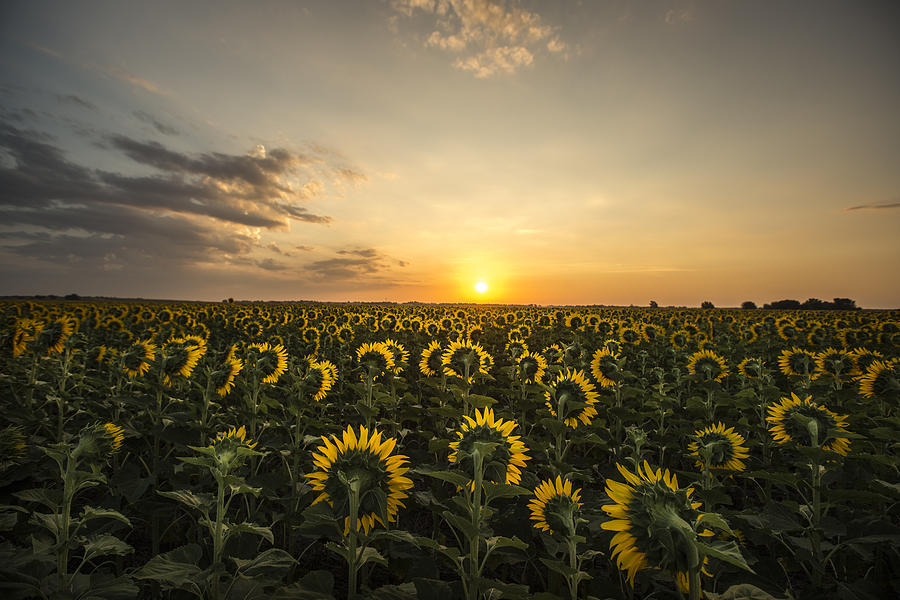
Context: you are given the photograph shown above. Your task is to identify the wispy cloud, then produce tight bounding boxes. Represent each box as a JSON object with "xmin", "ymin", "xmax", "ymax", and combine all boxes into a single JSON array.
[
  {"xmin": 103, "ymin": 65, "xmax": 168, "ymax": 96},
  {"xmin": 391, "ymin": 0, "xmax": 566, "ymax": 78},
  {"xmin": 132, "ymin": 110, "xmax": 179, "ymax": 136},
  {"xmin": 306, "ymin": 248, "xmax": 407, "ymax": 280},
  {"xmin": 844, "ymin": 200, "xmax": 900, "ymax": 211}
]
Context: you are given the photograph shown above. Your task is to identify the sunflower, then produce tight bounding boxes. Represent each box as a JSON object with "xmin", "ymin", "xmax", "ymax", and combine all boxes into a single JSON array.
[
  {"xmin": 848, "ymin": 348, "xmax": 884, "ymax": 378},
  {"xmin": 590, "ymin": 347, "xmax": 621, "ymax": 388},
  {"xmin": 777, "ymin": 322, "xmax": 798, "ymax": 342},
  {"xmin": 529, "ymin": 476, "xmax": 583, "ymax": 536},
  {"xmin": 12, "ymin": 319, "xmax": 40, "ymax": 356},
  {"xmin": 516, "ymin": 350, "xmax": 547, "ymax": 385},
  {"xmin": 619, "ymin": 326, "xmax": 642, "ymax": 346},
  {"xmin": 640, "ymin": 323, "xmax": 662, "ymax": 343},
  {"xmin": 306, "ymin": 426, "xmax": 413, "ymax": 535},
  {"xmin": 305, "ymin": 359, "xmax": 337, "ymax": 402},
  {"xmin": 739, "ymin": 326, "xmax": 759, "ymax": 344},
  {"xmin": 767, "ymin": 393, "xmax": 850, "ymax": 455},
  {"xmin": 858, "ymin": 359, "xmax": 899, "ymax": 399},
  {"xmin": 687, "ymin": 423, "xmax": 750, "ymax": 472},
  {"xmin": 161, "ymin": 337, "xmax": 204, "ymax": 386},
  {"xmin": 442, "ymin": 339, "xmax": 492, "ymax": 383},
  {"xmin": 777, "ymin": 347, "xmax": 818, "ymax": 378},
  {"xmin": 356, "ymin": 342, "xmax": 395, "ymax": 380},
  {"xmin": 37, "ymin": 316, "xmax": 77, "ymax": 354},
  {"xmin": 337, "ymin": 325, "xmax": 354, "ymax": 344},
  {"xmin": 814, "ymin": 347, "xmax": 853, "ymax": 382},
  {"xmin": 122, "ymin": 340, "xmax": 157, "ymax": 378},
  {"xmin": 418, "ymin": 340, "xmax": 443, "ymax": 377},
  {"xmin": 602, "ymin": 461, "xmax": 712, "ymax": 590},
  {"xmin": 212, "ymin": 357, "xmax": 244, "ymax": 397},
  {"xmin": 545, "ymin": 369, "xmax": 599, "ymax": 428},
  {"xmin": 102, "ymin": 423, "xmax": 125, "ymax": 454},
  {"xmin": 686, "ymin": 349, "xmax": 728, "ymax": 383},
  {"xmin": 449, "ymin": 408, "xmax": 530, "ymax": 486},
  {"xmin": 212, "ymin": 425, "xmax": 258, "ymax": 449},
  {"xmin": 382, "ymin": 339, "xmax": 409, "ymax": 374},
  {"xmin": 248, "ymin": 342, "xmax": 289, "ymax": 384},
  {"xmin": 505, "ymin": 339, "xmax": 528, "ymax": 360},
  {"xmin": 736, "ymin": 357, "xmax": 763, "ymax": 379},
  {"xmin": 670, "ymin": 330, "xmax": 690, "ymax": 350},
  {"xmin": 543, "ymin": 343, "xmax": 564, "ymax": 365}
]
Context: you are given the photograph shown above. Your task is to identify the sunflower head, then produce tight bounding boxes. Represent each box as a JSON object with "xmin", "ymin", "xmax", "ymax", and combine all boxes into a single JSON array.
[
  {"xmin": 356, "ymin": 342, "xmax": 395, "ymax": 380},
  {"xmin": 74, "ymin": 422, "xmax": 125, "ymax": 462},
  {"xmin": 449, "ymin": 408, "xmax": 530, "ymax": 486},
  {"xmin": 212, "ymin": 357, "xmax": 243, "ymax": 397},
  {"xmin": 602, "ymin": 462, "xmax": 713, "ymax": 588},
  {"xmin": 505, "ymin": 339, "xmax": 528, "ymax": 361},
  {"xmin": 419, "ymin": 340, "xmax": 444, "ymax": 377},
  {"xmin": 305, "ymin": 426, "xmax": 413, "ymax": 535},
  {"xmin": 848, "ymin": 348, "xmax": 883, "ymax": 377},
  {"xmin": 545, "ymin": 369, "xmax": 599, "ymax": 428},
  {"xmin": 516, "ymin": 349, "xmax": 547, "ymax": 385},
  {"xmin": 543, "ymin": 343, "xmax": 564, "ymax": 365},
  {"xmin": 529, "ymin": 476, "xmax": 583, "ymax": 537},
  {"xmin": 686, "ymin": 349, "xmax": 728, "ymax": 383},
  {"xmin": 858, "ymin": 359, "xmax": 899, "ymax": 400},
  {"xmin": 814, "ymin": 347, "xmax": 853, "ymax": 381},
  {"xmin": 687, "ymin": 423, "xmax": 750, "ymax": 472},
  {"xmin": 247, "ymin": 342, "xmax": 289, "ymax": 384},
  {"xmin": 777, "ymin": 347, "xmax": 818, "ymax": 378},
  {"xmin": 767, "ymin": 393, "xmax": 851, "ymax": 455},
  {"xmin": 304, "ymin": 359, "xmax": 337, "ymax": 402},
  {"xmin": 442, "ymin": 340, "xmax": 492, "ymax": 383},
  {"xmin": 122, "ymin": 340, "xmax": 157, "ymax": 378},
  {"xmin": 161, "ymin": 337, "xmax": 204, "ymax": 386},
  {"xmin": 12, "ymin": 318, "xmax": 41, "ymax": 357},
  {"xmin": 35, "ymin": 316, "xmax": 77, "ymax": 354},
  {"xmin": 737, "ymin": 357, "xmax": 764, "ymax": 379},
  {"xmin": 382, "ymin": 339, "xmax": 409, "ymax": 374},
  {"xmin": 591, "ymin": 347, "xmax": 622, "ymax": 388},
  {"xmin": 209, "ymin": 425, "xmax": 260, "ymax": 473}
]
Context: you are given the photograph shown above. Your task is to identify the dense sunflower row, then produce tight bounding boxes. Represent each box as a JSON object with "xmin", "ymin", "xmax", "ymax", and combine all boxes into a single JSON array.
[{"xmin": 0, "ymin": 300, "xmax": 898, "ymax": 600}]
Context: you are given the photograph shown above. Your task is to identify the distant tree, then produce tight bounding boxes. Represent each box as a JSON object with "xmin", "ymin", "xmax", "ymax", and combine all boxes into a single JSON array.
[
  {"xmin": 741, "ymin": 300, "xmax": 757, "ymax": 310},
  {"xmin": 649, "ymin": 300, "xmax": 658, "ymax": 308},
  {"xmin": 701, "ymin": 301, "xmax": 715, "ymax": 309},
  {"xmin": 801, "ymin": 298, "xmax": 826, "ymax": 310},
  {"xmin": 764, "ymin": 299, "xmax": 802, "ymax": 309},
  {"xmin": 832, "ymin": 297, "xmax": 858, "ymax": 310},
  {"xmin": 65, "ymin": 293, "xmax": 81, "ymax": 300}
]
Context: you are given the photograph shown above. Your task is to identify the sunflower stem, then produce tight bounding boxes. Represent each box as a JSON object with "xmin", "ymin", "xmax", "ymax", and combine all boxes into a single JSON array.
[
  {"xmin": 211, "ymin": 473, "xmax": 226, "ymax": 600},
  {"xmin": 688, "ymin": 563, "xmax": 702, "ymax": 600},
  {"xmin": 347, "ymin": 478, "xmax": 362, "ymax": 600},
  {"xmin": 468, "ymin": 449, "xmax": 484, "ymax": 600},
  {"xmin": 566, "ymin": 536, "xmax": 579, "ymax": 600}
]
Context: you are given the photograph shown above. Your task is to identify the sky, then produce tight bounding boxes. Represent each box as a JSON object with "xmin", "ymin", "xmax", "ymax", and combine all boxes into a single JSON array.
[{"xmin": 0, "ymin": 0, "xmax": 898, "ymax": 307}]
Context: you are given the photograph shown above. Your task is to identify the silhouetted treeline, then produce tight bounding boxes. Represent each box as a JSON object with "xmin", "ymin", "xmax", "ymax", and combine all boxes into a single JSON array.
[{"xmin": 761, "ymin": 297, "xmax": 859, "ymax": 310}]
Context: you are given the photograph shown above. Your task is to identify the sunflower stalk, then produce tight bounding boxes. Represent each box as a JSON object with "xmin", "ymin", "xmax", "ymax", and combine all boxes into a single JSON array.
[
  {"xmin": 468, "ymin": 447, "xmax": 484, "ymax": 600},
  {"xmin": 346, "ymin": 477, "xmax": 362, "ymax": 600}
]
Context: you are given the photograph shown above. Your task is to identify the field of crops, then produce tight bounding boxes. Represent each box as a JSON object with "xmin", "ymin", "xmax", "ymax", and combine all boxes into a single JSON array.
[{"xmin": 1, "ymin": 300, "xmax": 898, "ymax": 600}]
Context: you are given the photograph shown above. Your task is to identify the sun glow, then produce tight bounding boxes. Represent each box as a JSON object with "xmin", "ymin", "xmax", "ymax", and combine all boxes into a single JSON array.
[{"xmin": 474, "ymin": 281, "xmax": 488, "ymax": 294}]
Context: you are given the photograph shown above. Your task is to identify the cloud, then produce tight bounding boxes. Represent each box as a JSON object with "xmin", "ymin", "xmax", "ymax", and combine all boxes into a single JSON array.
[
  {"xmin": 104, "ymin": 66, "xmax": 168, "ymax": 95},
  {"xmin": 133, "ymin": 110, "xmax": 179, "ymax": 136},
  {"xmin": 306, "ymin": 248, "xmax": 407, "ymax": 280},
  {"xmin": 844, "ymin": 200, "xmax": 900, "ymax": 211},
  {"xmin": 56, "ymin": 94, "xmax": 97, "ymax": 111},
  {"xmin": 391, "ymin": 0, "xmax": 566, "ymax": 78},
  {"xmin": 0, "ymin": 118, "xmax": 346, "ymax": 278}
]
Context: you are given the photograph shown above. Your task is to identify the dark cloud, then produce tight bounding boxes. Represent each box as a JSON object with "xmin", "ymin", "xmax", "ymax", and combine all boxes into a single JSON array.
[
  {"xmin": 132, "ymin": 110, "xmax": 179, "ymax": 136},
  {"xmin": 305, "ymin": 248, "xmax": 407, "ymax": 280},
  {"xmin": 56, "ymin": 94, "xmax": 97, "ymax": 111},
  {"xmin": 337, "ymin": 248, "xmax": 379, "ymax": 258},
  {"xmin": 0, "ymin": 117, "xmax": 344, "ymax": 282},
  {"xmin": 0, "ymin": 121, "xmax": 331, "ymax": 228},
  {"xmin": 844, "ymin": 200, "xmax": 900, "ymax": 211}
]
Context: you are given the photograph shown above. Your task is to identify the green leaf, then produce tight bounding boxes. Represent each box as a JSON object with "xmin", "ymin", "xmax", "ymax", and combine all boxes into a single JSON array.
[
  {"xmin": 273, "ymin": 570, "xmax": 335, "ymax": 599},
  {"xmin": 13, "ymin": 488, "xmax": 61, "ymax": 511},
  {"xmin": 696, "ymin": 512, "xmax": 734, "ymax": 535},
  {"xmin": 80, "ymin": 534, "xmax": 133, "ymax": 561},
  {"xmin": 232, "ymin": 548, "xmax": 296, "ymax": 577},
  {"xmin": 359, "ymin": 546, "xmax": 388, "ymax": 566},
  {"xmin": 157, "ymin": 489, "xmax": 214, "ymax": 512},
  {"xmin": 705, "ymin": 583, "xmax": 784, "ymax": 600},
  {"xmin": 133, "ymin": 544, "xmax": 205, "ymax": 597},
  {"xmin": 467, "ymin": 394, "xmax": 497, "ymax": 409},
  {"xmin": 371, "ymin": 529, "xmax": 440, "ymax": 550},
  {"xmin": 540, "ymin": 557, "xmax": 577, "ymax": 577},
  {"xmin": 31, "ymin": 511, "xmax": 61, "ymax": 537},
  {"xmin": 80, "ymin": 506, "xmax": 132, "ymax": 528},
  {"xmin": 441, "ymin": 510, "xmax": 480, "ymax": 539},
  {"xmin": 483, "ymin": 482, "xmax": 532, "ymax": 503},
  {"xmin": 415, "ymin": 468, "xmax": 470, "ymax": 488},
  {"xmin": 368, "ymin": 583, "xmax": 418, "ymax": 600},
  {"xmin": 223, "ymin": 521, "xmax": 274, "ymax": 544},
  {"xmin": 325, "ymin": 541, "xmax": 349, "ymax": 561},
  {"xmin": 487, "ymin": 536, "xmax": 528, "ymax": 552},
  {"xmin": 697, "ymin": 540, "xmax": 754, "ymax": 573}
]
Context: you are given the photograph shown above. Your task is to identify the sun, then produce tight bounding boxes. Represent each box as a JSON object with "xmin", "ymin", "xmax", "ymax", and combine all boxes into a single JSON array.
[{"xmin": 474, "ymin": 281, "xmax": 488, "ymax": 294}]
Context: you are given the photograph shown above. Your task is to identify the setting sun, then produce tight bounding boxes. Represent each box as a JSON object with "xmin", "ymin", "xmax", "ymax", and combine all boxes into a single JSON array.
[{"xmin": 474, "ymin": 281, "xmax": 488, "ymax": 294}]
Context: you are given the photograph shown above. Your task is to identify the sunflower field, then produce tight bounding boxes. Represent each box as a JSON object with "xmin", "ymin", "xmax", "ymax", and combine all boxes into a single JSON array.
[{"xmin": 1, "ymin": 300, "xmax": 898, "ymax": 600}]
